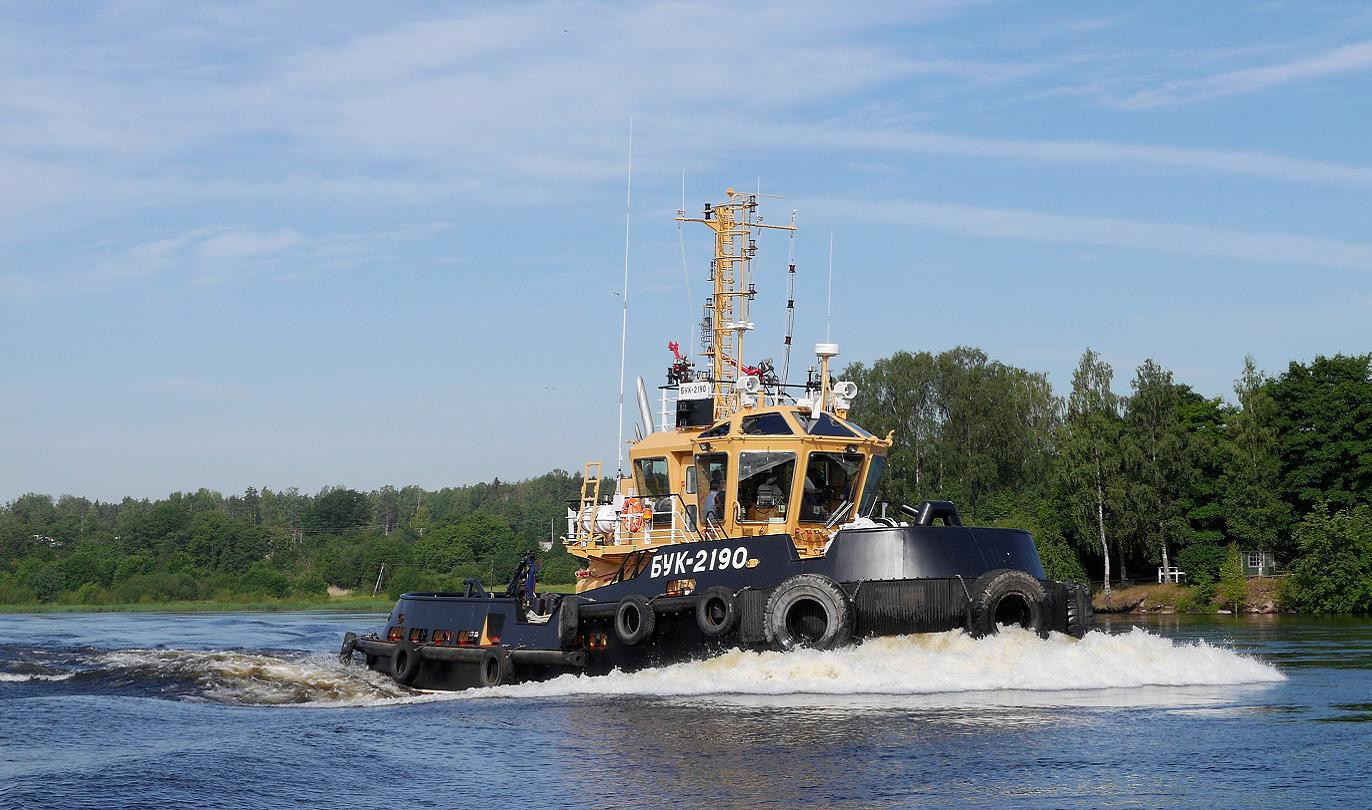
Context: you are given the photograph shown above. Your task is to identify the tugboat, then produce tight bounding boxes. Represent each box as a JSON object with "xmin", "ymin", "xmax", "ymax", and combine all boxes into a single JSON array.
[{"xmin": 340, "ymin": 188, "xmax": 1092, "ymax": 690}]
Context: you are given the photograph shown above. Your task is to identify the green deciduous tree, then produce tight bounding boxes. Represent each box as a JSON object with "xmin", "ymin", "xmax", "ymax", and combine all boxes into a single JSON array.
[
  {"xmin": 1267, "ymin": 354, "xmax": 1372, "ymax": 514},
  {"xmin": 1121, "ymin": 359, "xmax": 1191, "ymax": 578},
  {"xmin": 1223, "ymin": 356, "xmax": 1292, "ymax": 559},
  {"xmin": 1286, "ymin": 505, "xmax": 1372, "ymax": 614},
  {"xmin": 1218, "ymin": 542, "xmax": 1247, "ymax": 613},
  {"xmin": 1058, "ymin": 349, "xmax": 1126, "ymax": 596}
]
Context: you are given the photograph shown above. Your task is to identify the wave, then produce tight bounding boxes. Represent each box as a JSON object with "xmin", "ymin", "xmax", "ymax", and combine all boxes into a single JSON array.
[
  {"xmin": 90, "ymin": 649, "xmax": 425, "ymax": 707},
  {"xmin": 0, "ymin": 671, "xmax": 75, "ymax": 683},
  {"xmin": 476, "ymin": 627, "xmax": 1284, "ymax": 702},
  {"xmin": 1, "ymin": 627, "xmax": 1282, "ymax": 708}
]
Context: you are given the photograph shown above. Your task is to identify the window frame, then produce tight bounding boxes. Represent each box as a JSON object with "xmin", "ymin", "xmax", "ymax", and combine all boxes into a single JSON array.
[
  {"xmin": 736, "ymin": 450, "xmax": 797, "ymax": 524},
  {"xmin": 740, "ymin": 412, "xmax": 795, "ymax": 436},
  {"xmin": 632, "ymin": 456, "xmax": 671, "ymax": 498},
  {"xmin": 798, "ymin": 451, "xmax": 865, "ymax": 525},
  {"xmin": 694, "ymin": 452, "xmax": 730, "ymax": 524}
]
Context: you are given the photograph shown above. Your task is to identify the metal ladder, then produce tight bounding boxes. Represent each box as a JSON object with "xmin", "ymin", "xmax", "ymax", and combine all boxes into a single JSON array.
[{"xmin": 576, "ymin": 461, "xmax": 603, "ymax": 543}]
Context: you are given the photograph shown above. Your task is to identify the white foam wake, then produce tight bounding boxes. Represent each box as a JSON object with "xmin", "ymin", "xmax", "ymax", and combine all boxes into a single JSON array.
[
  {"xmin": 476, "ymin": 627, "xmax": 1284, "ymax": 702},
  {"xmin": 0, "ymin": 671, "xmax": 74, "ymax": 683},
  {"xmin": 91, "ymin": 649, "xmax": 423, "ymax": 706}
]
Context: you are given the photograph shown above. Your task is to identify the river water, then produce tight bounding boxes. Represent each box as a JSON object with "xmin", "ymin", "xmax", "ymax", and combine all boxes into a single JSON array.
[{"xmin": 1, "ymin": 611, "xmax": 1367, "ymax": 809}]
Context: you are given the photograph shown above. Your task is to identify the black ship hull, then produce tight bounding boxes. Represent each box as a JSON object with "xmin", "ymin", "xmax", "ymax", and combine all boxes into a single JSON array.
[{"xmin": 341, "ymin": 524, "xmax": 1092, "ymax": 691}]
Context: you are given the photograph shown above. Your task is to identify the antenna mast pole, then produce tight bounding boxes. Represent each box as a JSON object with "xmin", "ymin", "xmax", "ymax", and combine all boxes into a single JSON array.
[
  {"xmin": 616, "ymin": 119, "xmax": 633, "ymax": 477},
  {"xmin": 826, "ymin": 230, "xmax": 834, "ymax": 342},
  {"xmin": 677, "ymin": 170, "xmax": 694, "ymax": 341},
  {"xmin": 679, "ymin": 188, "xmax": 795, "ymax": 420},
  {"xmin": 779, "ymin": 209, "xmax": 798, "ymax": 387}
]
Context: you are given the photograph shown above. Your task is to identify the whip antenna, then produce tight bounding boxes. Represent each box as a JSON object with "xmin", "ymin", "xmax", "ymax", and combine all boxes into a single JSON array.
[
  {"xmin": 677, "ymin": 169, "xmax": 694, "ymax": 341},
  {"xmin": 779, "ymin": 208, "xmax": 798, "ymax": 386},
  {"xmin": 826, "ymin": 229, "xmax": 834, "ymax": 342},
  {"xmin": 616, "ymin": 118, "xmax": 633, "ymax": 477}
]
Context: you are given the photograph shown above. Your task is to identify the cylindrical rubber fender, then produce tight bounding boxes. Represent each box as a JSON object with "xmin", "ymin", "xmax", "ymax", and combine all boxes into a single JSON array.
[
  {"xmin": 339, "ymin": 632, "xmax": 358, "ymax": 663},
  {"xmin": 613, "ymin": 594, "xmax": 656, "ymax": 646},
  {"xmin": 1065, "ymin": 583, "xmax": 1092, "ymax": 639},
  {"xmin": 694, "ymin": 586, "xmax": 739, "ymax": 638},
  {"xmin": 557, "ymin": 598, "xmax": 580, "ymax": 649},
  {"xmin": 966, "ymin": 569, "xmax": 1049, "ymax": 638},
  {"xmin": 474, "ymin": 649, "xmax": 505, "ymax": 688},
  {"xmin": 389, "ymin": 642, "xmax": 422, "ymax": 685},
  {"xmin": 763, "ymin": 574, "xmax": 854, "ymax": 651},
  {"xmin": 450, "ymin": 649, "xmax": 506, "ymax": 690}
]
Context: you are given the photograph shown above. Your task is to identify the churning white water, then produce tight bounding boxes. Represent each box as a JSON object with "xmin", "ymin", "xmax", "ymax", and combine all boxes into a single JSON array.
[
  {"xmin": 2, "ymin": 627, "xmax": 1284, "ymax": 708},
  {"xmin": 477, "ymin": 627, "xmax": 1284, "ymax": 702}
]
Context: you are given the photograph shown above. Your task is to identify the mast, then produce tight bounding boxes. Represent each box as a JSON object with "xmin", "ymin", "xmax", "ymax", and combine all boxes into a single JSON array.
[
  {"xmin": 615, "ymin": 120, "xmax": 633, "ymax": 476},
  {"xmin": 677, "ymin": 188, "xmax": 795, "ymax": 420}
]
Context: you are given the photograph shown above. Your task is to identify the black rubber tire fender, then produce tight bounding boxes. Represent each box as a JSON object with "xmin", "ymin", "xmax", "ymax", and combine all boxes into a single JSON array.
[
  {"xmin": 339, "ymin": 632, "xmax": 358, "ymax": 663},
  {"xmin": 763, "ymin": 574, "xmax": 854, "ymax": 651},
  {"xmin": 389, "ymin": 642, "xmax": 422, "ymax": 685},
  {"xmin": 966, "ymin": 569, "xmax": 1049, "ymax": 638},
  {"xmin": 474, "ymin": 649, "xmax": 504, "ymax": 688},
  {"xmin": 613, "ymin": 594, "xmax": 656, "ymax": 646},
  {"xmin": 1065, "ymin": 583, "xmax": 1092, "ymax": 639},
  {"xmin": 694, "ymin": 586, "xmax": 739, "ymax": 639},
  {"xmin": 557, "ymin": 598, "xmax": 581, "ymax": 649}
]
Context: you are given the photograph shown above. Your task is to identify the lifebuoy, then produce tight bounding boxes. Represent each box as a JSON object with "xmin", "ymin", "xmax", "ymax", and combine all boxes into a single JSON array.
[
  {"xmin": 622, "ymin": 498, "xmax": 643, "ymax": 532},
  {"xmin": 695, "ymin": 587, "xmax": 739, "ymax": 638},
  {"xmin": 764, "ymin": 574, "xmax": 854, "ymax": 651},
  {"xmin": 389, "ymin": 642, "xmax": 422, "ymax": 685},
  {"xmin": 614, "ymin": 594, "xmax": 656, "ymax": 646},
  {"xmin": 965, "ymin": 568, "xmax": 1049, "ymax": 638}
]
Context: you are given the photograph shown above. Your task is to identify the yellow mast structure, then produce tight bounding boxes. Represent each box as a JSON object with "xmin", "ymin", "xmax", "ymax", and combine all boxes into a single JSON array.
[
  {"xmin": 566, "ymin": 187, "xmax": 892, "ymax": 591},
  {"xmin": 676, "ymin": 189, "xmax": 795, "ymax": 420}
]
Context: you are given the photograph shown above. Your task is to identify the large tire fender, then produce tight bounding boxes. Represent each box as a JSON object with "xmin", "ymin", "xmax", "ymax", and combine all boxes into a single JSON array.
[
  {"xmin": 614, "ymin": 594, "xmax": 657, "ymax": 646},
  {"xmin": 966, "ymin": 569, "xmax": 1049, "ymax": 638},
  {"xmin": 475, "ymin": 649, "xmax": 505, "ymax": 688},
  {"xmin": 557, "ymin": 598, "xmax": 581, "ymax": 648},
  {"xmin": 695, "ymin": 586, "xmax": 739, "ymax": 639},
  {"xmin": 339, "ymin": 632, "xmax": 358, "ymax": 663},
  {"xmin": 1066, "ymin": 583, "xmax": 1092, "ymax": 639},
  {"xmin": 763, "ymin": 574, "xmax": 854, "ymax": 651},
  {"xmin": 389, "ymin": 642, "xmax": 422, "ymax": 685}
]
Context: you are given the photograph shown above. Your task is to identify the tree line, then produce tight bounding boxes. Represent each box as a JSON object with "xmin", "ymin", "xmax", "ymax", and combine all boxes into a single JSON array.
[
  {"xmin": 845, "ymin": 348, "xmax": 1372, "ymax": 611},
  {"xmin": 0, "ymin": 473, "xmax": 589, "ymax": 605},
  {"xmin": 3, "ymin": 347, "xmax": 1370, "ymax": 612}
]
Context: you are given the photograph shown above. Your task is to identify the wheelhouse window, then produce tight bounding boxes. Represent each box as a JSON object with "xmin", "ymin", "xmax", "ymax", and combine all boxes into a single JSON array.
[
  {"xmin": 698, "ymin": 421, "xmax": 732, "ymax": 439},
  {"xmin": 694, "ymin": 453, "xmax": 729, "ymax": 525},
  {"xmin": 800, "ymin": 452, "xmax": 864, "ymax": 524},
  {"xmin": 858, "ymin": 455, "xmax": 887, "ymax": 517},
  {"xmin": 737, "ymin": 451, "xmax": 796, "ymax": 523},
  {"xmin": 632, "ymin": 457, "xmax": 670, "ymax": 498},
  {"xmin": 741, "ymin": 412, "xmax": 794, "ymax": 435},
  {"xmin": 806, "ymin": 412, "xmax": 858, "ymax": 438}
]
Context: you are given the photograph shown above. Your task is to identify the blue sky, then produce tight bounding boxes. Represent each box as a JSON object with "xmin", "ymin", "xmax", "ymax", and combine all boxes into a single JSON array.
[{"xmin": 2, "ymin": 1, "xmax": 1370, "ymax": 501}]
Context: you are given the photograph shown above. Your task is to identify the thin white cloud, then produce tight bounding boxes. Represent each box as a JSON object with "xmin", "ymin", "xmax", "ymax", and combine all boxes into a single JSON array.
[
  {"xmin": 3, "ymin": 223, "xmax": 453, "ymax": 298},
  {"xmin": 1120, "ymin": 40, "xmax": 1372, "ymax": 108},
  {"xmin": 802, "ymin": 196, "xmax": 1372, "ymax": 271},
  {"xmin": 731, "ymin": 120, "xmax": 1372, "ymax": 187}
]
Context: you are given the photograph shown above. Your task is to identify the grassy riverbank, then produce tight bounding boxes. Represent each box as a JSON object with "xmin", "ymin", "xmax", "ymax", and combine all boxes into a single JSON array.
[
  {"xmin": 0, "ymin": 583, "xmax": 579, "ymax": 614},
  {"xmin": 1093, "ymin": 578, "xmax": 1286, "ymax": 615}
]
